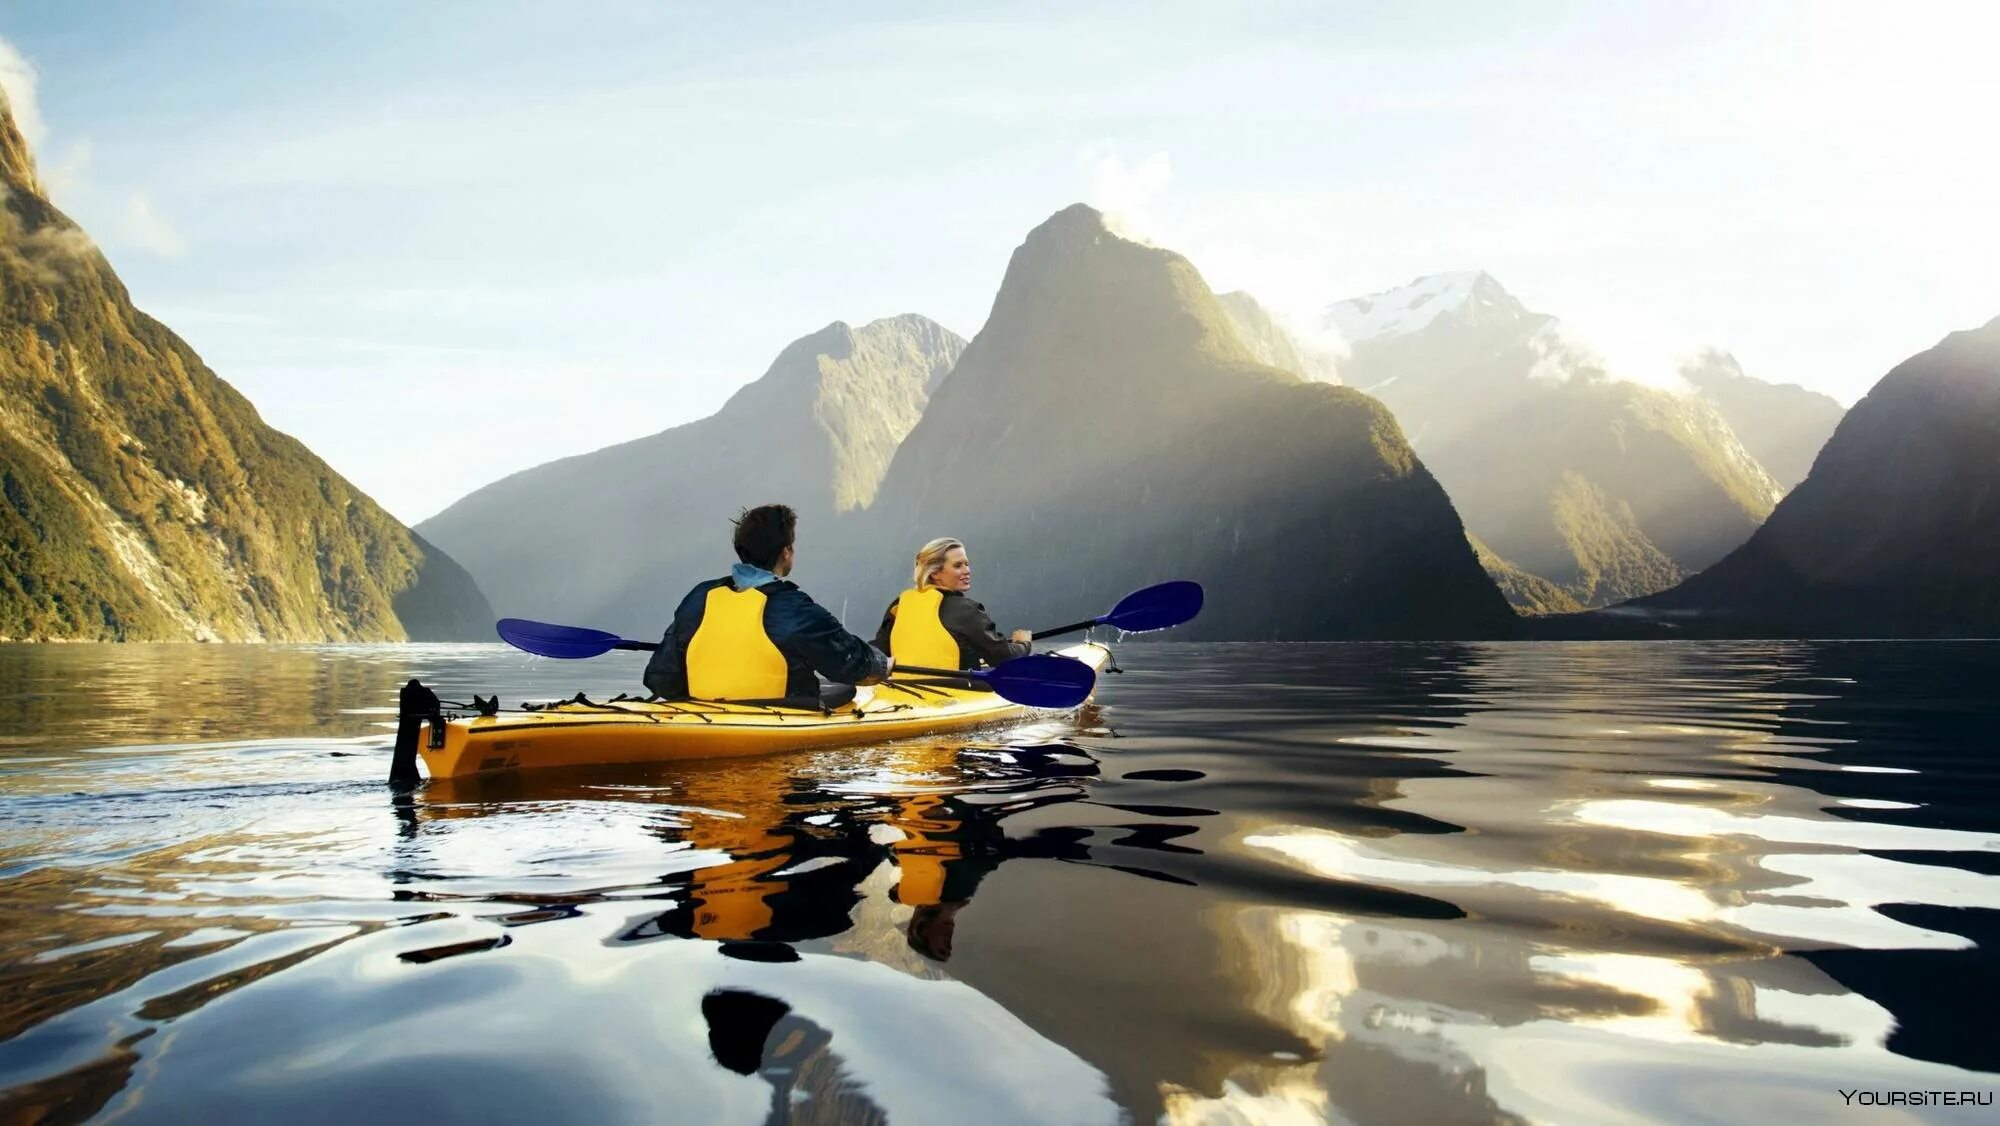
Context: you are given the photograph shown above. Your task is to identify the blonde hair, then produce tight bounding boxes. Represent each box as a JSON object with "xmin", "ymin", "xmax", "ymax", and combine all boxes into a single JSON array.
[{"xmin": 913, "ymin": 537, "xmax": 965, "ymax": 589}]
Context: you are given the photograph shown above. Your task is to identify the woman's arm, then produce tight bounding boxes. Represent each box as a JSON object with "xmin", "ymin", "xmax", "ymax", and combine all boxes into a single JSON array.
[{"xmin": 940, "ymin": 597, "xmax": 1032, "ymax": 668}]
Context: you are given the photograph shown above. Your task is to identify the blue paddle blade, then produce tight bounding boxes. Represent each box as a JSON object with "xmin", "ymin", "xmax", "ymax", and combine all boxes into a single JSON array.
[
  {"xmin": 1101, "ymin": 580, "xmax": 1204, "ymax": 633},
  {"xmin": 984, "ymin": 654, "xmax": 1096, "ymax": 709},
  {"xmin": 496, "ymin": 618, "xmax": 625, "ymax": 660}
]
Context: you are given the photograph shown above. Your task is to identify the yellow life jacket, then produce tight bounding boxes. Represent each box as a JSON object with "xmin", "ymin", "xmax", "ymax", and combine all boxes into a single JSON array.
[
  {"xmin": 685, "ymin": 585, "xmax": 789, "ymax": 700},
  {"xmin": 888, "ymin": 587, "xmax": 961, "ymax": 670},
  {"xmin": 888, "ymin": 792, "xmax": 958, "ymax": 906},
  {"xmin": 686, "ymin": 832, "xmax": 787, "ymax": 940}
]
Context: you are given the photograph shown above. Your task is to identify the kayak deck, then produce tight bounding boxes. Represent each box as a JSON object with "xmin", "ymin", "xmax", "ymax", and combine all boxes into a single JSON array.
[{"xmin": 421, "ymin": 642, "xmax": 1111, "ymax": 779}]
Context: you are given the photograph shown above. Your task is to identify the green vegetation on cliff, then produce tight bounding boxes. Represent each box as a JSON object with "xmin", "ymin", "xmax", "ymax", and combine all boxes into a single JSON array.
[
  {"xmin": 0, "ymin": 91, "xmax": 491, "ymax": 640},
  {"xmin": 1467, "ymin": 534, "xmax": 1583, "ymax": 616}
]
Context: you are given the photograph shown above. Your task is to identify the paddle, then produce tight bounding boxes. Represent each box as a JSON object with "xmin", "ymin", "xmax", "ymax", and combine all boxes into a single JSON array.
[
  {"xmin": 494, "ymin": 619, "xmax": 1096, "ymax": 709},
  {"xmin": 1031, "ymin": 580, "xmax": 1204, "ymax": 640}
]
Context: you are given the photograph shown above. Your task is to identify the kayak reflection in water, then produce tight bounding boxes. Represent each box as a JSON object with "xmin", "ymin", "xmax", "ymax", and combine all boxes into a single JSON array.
[
  {"xmin": 643, "ymin": 503, "xmax": 892, "ymax": 709},
  {"xmin": 875, "ymin": 538, "xmax": 1033, "ymax": 684},
  {"xmin": 885, "ymin": 790, "xmax": 1027, "ymax": 962},
  {"xmin": 619, "ymin": 745, "xmax": 1194, "ymax": 961}
]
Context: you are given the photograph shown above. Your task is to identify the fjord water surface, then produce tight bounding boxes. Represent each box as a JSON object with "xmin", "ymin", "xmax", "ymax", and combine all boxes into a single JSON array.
[{"xmin": 0, "ymin": 641, "xmax": 1995, "ymax": 1123}]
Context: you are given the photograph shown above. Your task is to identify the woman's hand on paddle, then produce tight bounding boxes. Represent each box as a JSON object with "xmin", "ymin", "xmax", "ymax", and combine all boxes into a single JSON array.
[{"xmin": 1010, "ymin": 629, "xmax": 1032, "ymax": 643}]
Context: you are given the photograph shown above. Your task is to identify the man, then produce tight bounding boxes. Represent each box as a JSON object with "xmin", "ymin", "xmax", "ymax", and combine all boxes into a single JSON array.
[{"xmin": 644, "ymin": 504, "xmax": 890, "ymax": 705}]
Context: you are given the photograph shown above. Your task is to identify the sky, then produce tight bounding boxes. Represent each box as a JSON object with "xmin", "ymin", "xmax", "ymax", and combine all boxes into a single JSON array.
[{"xmin": 1, "ymin": 1, "xmax": 1996, "ymax": 523}]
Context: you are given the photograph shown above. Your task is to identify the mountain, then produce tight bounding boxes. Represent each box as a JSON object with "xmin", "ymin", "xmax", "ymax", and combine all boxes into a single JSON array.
[
  {"xmin": 1325, "ymin": 270, "xmax": 1536, "ymax": 344},
  {"xmin": 1630, "ymin": 317, "xmax": 2000, "ymax": 636},
  {"xmin": 1467, "ymin": 534, "xmax": 1582, "ymax": 617},
  {"xmin": 1322, "ymin": 271, "xmax": 1550, "ymax": 451},
  {"xmin": 1680, "ymin": 349, "xmax": 1845, "ymax": 491},
  {"xmin": 0, "ymin": 92, "xmax": 491, "ymax": 641},
  {"xmin": 417, "ymin": 316, "xmax": 964, "ymax": 629},
  {"xmin": 827, "ymin": 205, "xmax": 1515, "ymax": 640},
  {"xmin": 1324, "ymin": 272, "xmax": 1781, "ymax": 609},
  {"xmin": 1425, "ymin": 379, "xmax": 1778, "ymax": 607},
  {"xmin": 1215, "ymin": 292, "xmax": 1341, "ymax": 383}
]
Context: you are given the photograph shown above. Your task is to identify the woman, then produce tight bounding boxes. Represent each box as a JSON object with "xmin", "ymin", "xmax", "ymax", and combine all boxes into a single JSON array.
[{"xmin": 875, "ymin": 538, "xmax": 1032, "ymax": 673}]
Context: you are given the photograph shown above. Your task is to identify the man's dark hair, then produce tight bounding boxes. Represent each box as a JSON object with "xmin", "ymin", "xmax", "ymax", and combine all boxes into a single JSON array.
[{"xmin": 732, "ymin": 504, "xmax": 797, "ymax": 570}]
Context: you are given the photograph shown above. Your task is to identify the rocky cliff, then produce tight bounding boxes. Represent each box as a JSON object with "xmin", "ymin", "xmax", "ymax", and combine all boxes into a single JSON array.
[{"xmin": 0, "ymin": 91, "xmax": 492, "ymax": 641}]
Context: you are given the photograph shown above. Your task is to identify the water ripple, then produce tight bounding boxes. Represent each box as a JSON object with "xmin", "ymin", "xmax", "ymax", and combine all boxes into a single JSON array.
[{"xmin": 0, "ymin": 640, "xmax": 1995, "ymax": 1123}]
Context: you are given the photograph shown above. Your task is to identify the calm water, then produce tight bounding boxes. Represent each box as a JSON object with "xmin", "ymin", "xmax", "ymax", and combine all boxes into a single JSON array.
[{"xmin": 1, "ymin": 641, "xmax": 1996, "ymax": 1124}]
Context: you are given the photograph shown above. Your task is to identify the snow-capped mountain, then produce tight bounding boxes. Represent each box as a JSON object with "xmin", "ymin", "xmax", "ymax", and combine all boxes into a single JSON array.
[
  {"xmin": 1325, "ymin": 272, "xmax": 1555, "ymax": 438},
  {"xmin": 1321, "ymin": 271, "xmax": 1539, "ymax": 344}
]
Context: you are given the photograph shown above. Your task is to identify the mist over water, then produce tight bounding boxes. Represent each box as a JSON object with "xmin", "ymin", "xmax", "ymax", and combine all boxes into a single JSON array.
[{"xmin": 1, "ymin": 641, "xmax": 1996, "ymax": 1122}]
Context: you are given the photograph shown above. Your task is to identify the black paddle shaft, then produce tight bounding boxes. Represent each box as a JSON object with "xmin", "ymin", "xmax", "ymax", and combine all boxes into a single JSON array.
[
  {"xmin": 1031, "ymin": 618, "xmax": 1097, "ymax": 641},
  {"xmin": 606, "ymin": 636, "xmax": 973, "ymax": 681},
  {"xmin": 607, "ymin": 638, "xmax": 971, "ymax": 681}
]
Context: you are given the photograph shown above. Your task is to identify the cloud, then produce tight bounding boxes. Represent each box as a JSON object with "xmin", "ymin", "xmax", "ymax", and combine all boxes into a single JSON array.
[
  {"xmin": 120, "ymin": 192, "xmax": 188, "ymax": 257},
  {"xmin": 1526, "ymin": 318, "xmax": 1697, "ymax": 395},
  {"xmin": 27, "ymin": 223, "xmax": 96, "ymax": 261},
  {"xmin": 42, "ymin": 137, "xmax": 89, "ymax": 198},
  {"xmin": 0, "ymin": 183, "xmax": 98, "ymax": 283},
  {"xmin": 1079, "ymin": 145, "xmax": 1170, "ymax": 243},
  {"xmin": 1525, "ymin": 323, "xmax": 1605, "ymax": 385},
  {"xmin": 0, "ymin": 38, "xmax": 184, "ymax": 256},
  {"xmin": 0, "ymin": 36, "xmax": 45, "ymax": 149},
  {"xmin": 1281, "ymin": 312, "xmax": 1350, "ymax": 377}
]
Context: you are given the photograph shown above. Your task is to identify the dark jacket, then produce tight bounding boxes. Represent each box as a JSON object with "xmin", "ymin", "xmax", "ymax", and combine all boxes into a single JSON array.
[
  {"xmin": 874, "ymin": 589, "xmax": 1031, "ymax": 671},
  {"xmin": 644, "ymin": 577, "xmax": 889, "ymax": 701}
]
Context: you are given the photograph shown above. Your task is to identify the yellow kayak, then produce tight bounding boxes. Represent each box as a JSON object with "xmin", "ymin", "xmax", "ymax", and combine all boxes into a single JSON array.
[{"xmin": 418, "ymin": 642, "xmax": 1112, "ymax": 779}]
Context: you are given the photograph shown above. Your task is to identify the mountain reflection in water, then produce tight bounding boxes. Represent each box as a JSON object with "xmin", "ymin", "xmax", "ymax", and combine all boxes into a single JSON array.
[{"xmin": 1, "ymin": 640, "xmax": 1996, "ymax": 1123}]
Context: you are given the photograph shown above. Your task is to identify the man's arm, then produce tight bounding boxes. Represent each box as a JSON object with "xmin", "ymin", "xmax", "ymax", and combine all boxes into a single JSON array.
[{"xmin": 774, "ymin": 590, "xmax": 891, "ymax": 685}]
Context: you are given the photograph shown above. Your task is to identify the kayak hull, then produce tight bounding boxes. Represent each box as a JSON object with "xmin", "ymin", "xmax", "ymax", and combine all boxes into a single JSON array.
[{"xmin": 420, "ymin": 643, "xmax": 1110, "ymax": 779}]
